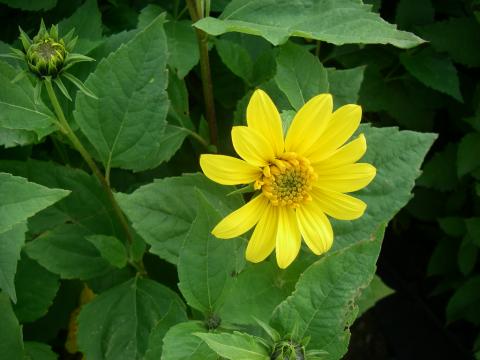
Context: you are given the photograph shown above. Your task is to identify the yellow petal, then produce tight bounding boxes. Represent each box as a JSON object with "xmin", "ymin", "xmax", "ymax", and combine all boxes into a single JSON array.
[
  {"xmin": 311, "ymin": 187, "xmax": 367, "ymax": 220},
  {"xmin": 296, "ymin": 201, "xmax": 333, "ymax": 255},
  {"xmin": 200, "ymin": 154, "xmax": 261, "ymax": 185},
  {"xmin": 231, "ymin": 126, "xmax": 275, "ymax": 167},
  {"xmin": 246, "ymin": 205, "xmax": 278, "ymax": 263},
  {"xmin": 315, "ymin": 163, "xmax": 376, "ymax": 193},
  {"xmin": 285, "ymin": 94, "xmax": 333, "ymax": 155},
  {"xmin": 246, "ymin": 89, "xmax": 284, "ymax": 156},
  {"xmin": 212, "ymin": 194, "xmax": 269, "ymax": 239},
  {"xmin": 307, "ymin": 104, "xmax": 362, "ymax": 163},
  {"xmin": 313, "ymin": 134, "xmax": 367, "ymax": 171},
  {"xmin": 275, "ymin": 207, "xmax": 301, "ymax": 269}
]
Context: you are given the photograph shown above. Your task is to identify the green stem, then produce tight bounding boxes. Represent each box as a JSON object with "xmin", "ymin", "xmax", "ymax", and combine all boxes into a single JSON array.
[
  {"xmin": 186, "ymin": 0, "xmax": 218, "ymax": 146},
  {"xmin": 185, "ymin": 128, "xmax": 212, "ymax": 150},
  {"xmin": 44, "ymin": 79, "xmax": 144, "ymax": 273}
]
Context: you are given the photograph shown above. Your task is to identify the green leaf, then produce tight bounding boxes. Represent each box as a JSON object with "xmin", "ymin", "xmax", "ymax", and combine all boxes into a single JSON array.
[
  {"xmin": 427, "ymin": 238, "xmax": 457, "ymax": 276},
  {"xmin": 58, "ymin": 0, "xmax": 103, "ymax": 54},
  {"xmin": 0, "ymin": 223, "xmax": 27, "ymax": 302},
  {"xmin": 25, "ymin": 224, "xmax": 116, "ymax": 280},
  {"xmin": 195, "ymin": 332, "xmax": 270, "ymax": 360},
  {"xmin": 0, "ymin": 292, "xmax": 23, "ymax": 359},
  {"xmin": 77, "ymin": 277, "xmax": 187, "ymax": 360},
  {"xmin": 24, "ymin": 342, "xmax": 57, "ymax": 360},
  {"xmin": 466, "ymin": 218, "xmax": 480, "ymax": 247},
  {"xmin": 178, "ymin": 191, "xmax": 242, "ymax": 314},
  {"xmin": 215, "ymin": 38, "xmax": 255, "ymax": 85},
  {"xmin": 417, "ymin": 143, "xmax": 458, "ymax": 191},
  {"xmin": 116, "ymin": 173, "xmax": 244, "ymax": 264},
  {"xmin": 220, "ymin": 259, "xmax": 306, "ymax": 325},
  {"xmin": 327, "ymin": 66, "xmax": 365, "ymax": 109},
  {"xmin": 356, "ymin": 275, "xmax": 394, "ymax": 317},
  {"xmin": 360, "ymin": 67, "xmax": 436, "ymax": 131},
  {"xmin": 418, "ymin": 17, "xmax": 480, "ymax": 67},
  {"xmin": 333, "ymin": 126, "xmax": 436, "ymax": 251},
  {"xmin": 0, "ymin": 159, "xmax": 124, "ymax": 239},
  {"xmin": 274, "ymin": 42, "xmax": 329, "ymax": 110},
  {"xmin": 0, "ymin": 172, "xmax": 69, "ymax": 234},
  {"xmin": 13, "ymin": 253, "xmax": 59, "ymax": 323},
  {"xmin": 457, "ymin": 133, "xmax": 480, "ymax": 177},
  {"xmin": 194, "ymin": 0, "xmax": 424, "ymax": 48},
  {"xmin": 458, "ymin": 237, "xmax": 477, "ymax": 276},
  {"xmin": 0, "ymin": 0, "xmax": 56, "ymax": 10},
  {"xmin": 74, "ymin": 15, "xmax": 187, "ymax": 172},
  {"xmin": 0, "ymin": 61, "xmax": 57, "ymax": 147},
  {"xmin": 400, "ymin": 48, "xmax": 462, "ymax": 101},
  {"xmin": 160, "ymin": 321, "xmax": 217, "ymax": 360},
  {"xmin": 438, "ymin": 217, "xmax": 466, "ymax": 238},
  {"xmin": 165, "ymin": 20, "xmax": 200, "ymax": 79},
  {"xmin": 85, "ymin": 235, "xmax": 128, "ymax": 269},
  {"xmin": 447, "ymin": 276, "xmax": 480, "ymax": 325},
  {"xmin": 167, "ymin": 70, "xmax": 194, "ymax": 130},
  {"xmin": 271, "ymin": 227, "xmax": 384, "ymax": 359}
]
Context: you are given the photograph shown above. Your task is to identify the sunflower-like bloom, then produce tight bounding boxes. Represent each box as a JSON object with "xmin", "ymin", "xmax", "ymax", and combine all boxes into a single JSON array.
[{"xmin": 200, "ymin": 90, "xmax": 376, "ymax": 268}]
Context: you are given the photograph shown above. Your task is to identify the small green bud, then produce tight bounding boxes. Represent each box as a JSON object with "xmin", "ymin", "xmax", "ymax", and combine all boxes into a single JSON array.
[
  {"xmin": 271, "ymin": 339, "xmax": 305, "ymax": 360},
  {"xmin": 26, "ymin": 37, "xmax": 66, "ymax": 77}
]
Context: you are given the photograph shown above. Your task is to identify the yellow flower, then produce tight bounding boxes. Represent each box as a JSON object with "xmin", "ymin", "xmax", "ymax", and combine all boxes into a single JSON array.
[{"xmin": 200, "ymin": 90, "xmax": 376, "ymax": 269}]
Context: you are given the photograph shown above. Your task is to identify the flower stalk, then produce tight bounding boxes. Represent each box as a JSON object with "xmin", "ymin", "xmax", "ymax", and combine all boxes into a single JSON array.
[
  {"xmin": 186, "ymin": 0, "xmax": 218, "ymax": 146},
  {"xmin": 44, "ymin": 78, "xmax": 144, "ymax": 274}
]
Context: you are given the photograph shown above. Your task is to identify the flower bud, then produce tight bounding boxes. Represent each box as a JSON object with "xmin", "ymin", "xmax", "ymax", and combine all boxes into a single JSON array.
[
  {"xmin": 271, "ymin": 339, "xmax": 305, "ymax": 360},
  {"xmin": 26, "ymin": 37, "xmax": 66, "ymax": 77}
]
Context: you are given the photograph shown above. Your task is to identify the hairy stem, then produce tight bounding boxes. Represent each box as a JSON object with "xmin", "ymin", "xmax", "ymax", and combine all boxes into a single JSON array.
[
  {"xmin": 186, "ymin": 0, "xmax": 218, "ymax": 146},
  {"xmin": 44, "ymin": 79, "xmax": 145, "ymax": 273}
]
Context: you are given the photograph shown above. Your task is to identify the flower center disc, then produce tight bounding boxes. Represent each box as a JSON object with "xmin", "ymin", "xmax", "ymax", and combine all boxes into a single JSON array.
[{"xmin": 259, "ymin": 153, "xmax": 317, "ymax": 208}]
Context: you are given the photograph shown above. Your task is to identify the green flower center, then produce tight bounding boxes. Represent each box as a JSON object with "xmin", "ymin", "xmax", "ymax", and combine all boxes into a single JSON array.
[
  {"xmin": 260, "ymin": 153, "xmax": 317, "ymax": 208},
  {"xmin": 26, "ymin": 38, "xmax": 66, "ymax": 77}
]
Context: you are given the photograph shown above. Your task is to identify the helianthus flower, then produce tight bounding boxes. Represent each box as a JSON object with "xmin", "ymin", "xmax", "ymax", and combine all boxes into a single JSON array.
[{"xmin": 200, "ymin": 90, "xmax": 376, "ymax": 268}]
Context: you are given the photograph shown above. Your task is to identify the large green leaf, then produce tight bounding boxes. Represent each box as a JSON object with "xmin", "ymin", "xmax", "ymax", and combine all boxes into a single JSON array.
[
  {"xmin": 195, "ymin": 332, "xmax": 270, "ymax": 360},
  {"xmin": 215, "ymin": 36, "xmax": 275, "ymax": 87},
  {"xmin": 116, "ymin": 173, "xmax": 244, "ymax": 264},
  {"xmin": 331, "ymin": 125, "xmax": 436, "ymax": 251},
  {"xmin": 0, "ymin": 159, "xmax": 131, "ymax": 282},
  {"xmin": 165, "ymin": 20, "xmax": 200, "ymax": 79},
  {"xmin": 194, "ymin": 0, "xmax": 424, "ymax": 48},
  {"xmin": 13, "ymin": 253, "xmax": 59, "ymax": 323},
  {"xmin": 0, "ymin": 159, "xmax": 124, "ymax": 238},
  {"xmin": 400, "ymin": 48, "xmax": 462, "ymax": 101},
  {"xmin": 271, "ymin": 228, "xmax": 384, "ymax": 359},
  {"xmin": 74, "ymin": 15, "xmax": 187, "ymax": 173},
  {"xmin": 0, "ymin": 61, "xmax": 57, "ymax": 148},
  {"xmin": 58, "ymin": 0, "xmax": 103, "ymax": 55},
  {"xmin": 274, "ymin": 42, "xmax": 328, "ymax": 111},
  {"xmin": 418, "ymin": 17, "xmax": 480, "ymax": 67},
  {"xmin": 0, "ymin": 172, "xmax": 70, "ymax": 234},
  {"xmin": 0, "ymin": 292, "xmax": 23, "ymax": 359},
  {"xmin": 0, "ymin": 0, "xmax": 56, "ymax": 10},
  {"xmin": 0, "ymin": 223, "xmax": 27, "ymax": 302},
  {"xmin": 160, "ymin": 321, "xmax": 217, "ymax": 360},
  {"xmin": 220, "ymin": 260, "xmax": 306, "ymax": 325},
  {"xmin": 178, "ymin": 191, "xmax": 242, "ymax": 314},
  {"xmin": 24, "ymin": 342, "xmax": 57, "ymax": 360},
  {"xmin": 77, "ymin": 277, "xmax": 187, "ymax": 360},
  {"xmin": 327, "ymin": 66, "xmax": 365, "ymax": 109},
  {"xmin": 25, "ymin": 223, "xmax": 116, "ymax": 280}
]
